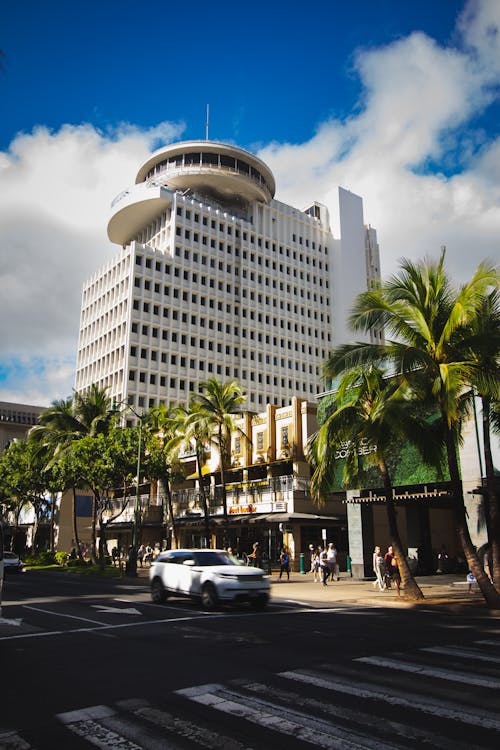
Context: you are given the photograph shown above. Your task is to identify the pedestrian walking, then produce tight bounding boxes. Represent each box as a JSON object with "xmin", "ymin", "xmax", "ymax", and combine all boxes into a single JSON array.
[
  {"xmin": 320, "ymin": 546, "xmax": 330, "ymax": 586},
  {"xmin": 372, "ymin": 545, "xmax": 385, "ymax": 591},
  {"xmin": 137, "ymin": 544, "xmax": 145, "ymax": 568},
  {"xmin": 327, "ymin": 542, "xmax": 339, "ymax": 581},
  {"xmin": 247, "ymin": 542, "xmax": 261, "ymax": 568},
  {"xmin": 384, "ymin": 546, "xmax": 401, "ymax": 596},
  {"xmin": 278, "ymin": 547, "xmax": 291, "ymax": 581},
  {"xmin": 311, "ymin": 546, "xmax": 321, "ymax": 583}
]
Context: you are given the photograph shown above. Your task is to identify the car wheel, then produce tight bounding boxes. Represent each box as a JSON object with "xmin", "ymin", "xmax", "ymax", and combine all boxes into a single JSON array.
[
  {"xmin": 201, "ymin": 582, "xmax": 218, "ymax": 611},
  {"xmin": 251, "ymin": 595, "xmax": 268, "ymax": 611},
  {"xmin": 151, "ymin": 577, "xmax": 168, "ymax": 604}
]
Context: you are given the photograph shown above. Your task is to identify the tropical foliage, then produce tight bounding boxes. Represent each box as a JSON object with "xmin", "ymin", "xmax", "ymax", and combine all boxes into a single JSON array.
[{"xmin": 322, "ymin": 250, "xmax": 500, "ymax": 608}]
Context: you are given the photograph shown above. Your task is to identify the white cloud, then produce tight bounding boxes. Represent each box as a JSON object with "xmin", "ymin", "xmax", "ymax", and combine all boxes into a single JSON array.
[
  {"xmin": 1, "ymin": 0, "xmax": 499, "ymax": 407},
  {"xmin": 260, "ymin": 0, "xmax": 500, "ymax": 281},
  {"xmin": 0, "ymin": 121, "xmax": 183, "ymax": 406}
]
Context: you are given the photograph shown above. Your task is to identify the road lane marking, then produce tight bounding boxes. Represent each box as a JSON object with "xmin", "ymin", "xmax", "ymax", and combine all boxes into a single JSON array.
[
  {"xmin": 356, "ymin": 655, "xmax": 500, "ymax": 689},
  {"xmin": 0, "ymin": 603, "xmax": 369, "ymax": 642},
  {"xmin": 92, "ymin": 605, "xmax": 142, "ymax": 615},
  {"xmin": 422, "ymin": 645, "xmax": 500, "ymax": 663},
  {"xmin": 279, "ymin": 669, "xmax": 500, "ymax": 731},
  {"xmin": 23, "ymin": 605, "xmax": 106, "ymax": 626}
]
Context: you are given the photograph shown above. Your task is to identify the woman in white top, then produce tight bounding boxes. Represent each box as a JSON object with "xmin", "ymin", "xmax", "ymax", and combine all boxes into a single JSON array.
[{"xmin": 372, "ymin": 545, "xmax": 385, "ymax": 591}]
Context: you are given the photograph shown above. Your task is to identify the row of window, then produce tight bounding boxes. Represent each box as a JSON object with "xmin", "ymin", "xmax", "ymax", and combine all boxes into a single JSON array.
[
  {"xmin": 129, "ymin": 368, "xmax": 318, "ymax": 387},
  {"xmin": 129, "ymin": 344, "xmax": 319, "ymax": 371},
  {"xmin": 145, "ymin": 151, "xmax": 270, "ymax": 192},
  {"xmin": 129, "ymin": 320, "xmax": 327, "ymax": 352},
  {"xmin": 174, "ymin": 206, "xmax": 327, "ymax": 253},
  {"xmin": 128, "ymin": 386, "xmax": 313, "ymax": 411},
  {"xmin": 132, "ymin": 299, "xmax": 329, "ymax": 326},
  {"xmin": 134, "ymin": 275, "xmax": 328, "ymax": 307}
]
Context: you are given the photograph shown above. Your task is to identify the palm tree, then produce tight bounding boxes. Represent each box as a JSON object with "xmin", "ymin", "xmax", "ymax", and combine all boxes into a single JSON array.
[
  {"xmin": 309, "ymin": 365, "xmax": 439, "ymax": 601},
  {"xmin": 327, "ymin": 251, "xmax": 500, "ymax": 608},
  {"xmin": 192, "ymin": 379, "xmax": 247, "ymax": 538},
  {"xmin": 173, "ymin": 402, "xmax": 213, "ymax": 548},
  {"xmin": 459, "ymin": 290, "xmax": 500, "ymax": 589},
  {"xmin": 148, "ymin": 403, "xmax": 184, "ymax": 550}
]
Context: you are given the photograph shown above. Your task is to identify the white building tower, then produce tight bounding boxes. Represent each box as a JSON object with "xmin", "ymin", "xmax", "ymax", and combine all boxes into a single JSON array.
[{"xmin": 75, "ymin": 140, "xmax": 380, "ymax": 413}]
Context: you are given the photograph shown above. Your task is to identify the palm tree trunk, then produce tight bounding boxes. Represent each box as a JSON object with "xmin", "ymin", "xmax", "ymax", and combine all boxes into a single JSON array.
[
  {"xmin": 90, "ymin": 490, "xmax": 99, "ymax": 564},
  {"xmin": 481, "ymin": 396, "xmax": 500, "ymax": 592},
  {"xmin": 163, "ymin": 479, "xmax": 177, "ymax": 550},
  {"xmin": 379, "ymin": 457, "xmax": 424, "ymax": 601},
  {"xmin": 197, "ymin": 448, "xmax": 211, "ymax": 549},
  {"xmin": 445, "ymin": 427, "xmax": 500, "ymax": 609},
  {"xmin": 219, "ymin": 426, "xmax": 229, "ymax": 537}
]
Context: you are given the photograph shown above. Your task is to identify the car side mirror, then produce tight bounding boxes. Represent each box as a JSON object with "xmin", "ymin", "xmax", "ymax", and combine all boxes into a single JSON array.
[{"xmin": 183, "ymin": 559, "xmax": 195, "ymax": 566}]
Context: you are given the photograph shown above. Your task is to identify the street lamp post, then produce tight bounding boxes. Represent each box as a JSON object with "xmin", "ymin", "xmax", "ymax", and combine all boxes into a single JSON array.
[
  {"xmin": 132, "ymin": 416, "xmax": 142, "ymax": 551},
  {"xmin": 114, "ymin": 402, "xmax": 143, "ymax": 577}
]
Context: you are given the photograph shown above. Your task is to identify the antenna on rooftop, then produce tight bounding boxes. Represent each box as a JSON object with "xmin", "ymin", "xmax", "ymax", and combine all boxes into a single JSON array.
[{"xmin": 205, "ymin": 104, "xmax": 209, "ymax": 141}]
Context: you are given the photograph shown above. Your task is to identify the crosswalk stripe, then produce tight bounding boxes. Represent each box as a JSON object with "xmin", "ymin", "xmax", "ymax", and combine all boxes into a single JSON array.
[
  {"xmin": 421, "ymin": 645, "xmax": 500, "ymax": 663},
  {"xmin": 176, "ymin": 683, "xmax": 404, "ymax": 750},
  {"xmin": 279, "ymin": 669, "xmax": 500, "ymax": 732},
  {"xmin": 57, "ymin": 705, "xmax": 176, "ymax": 750},
  {"xmin": 117, "ymin": 697, "xmax": 251, "ymax": 750},
  {"xmin": 0, "ymin": 729, "xmax": 33, "ymax": 749},
  {"xmin": 355, "ymin": 655, "xmax": 500, "ymax": 689},
  {"xmin": 236, "ymin": 678, "xmax": 480, "ymax": 750}
]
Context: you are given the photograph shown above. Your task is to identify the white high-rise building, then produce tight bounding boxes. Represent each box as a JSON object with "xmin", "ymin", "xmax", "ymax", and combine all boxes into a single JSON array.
[{"xmin": 75, "ymin": 140, "xmax": 380, "ymax": 412}]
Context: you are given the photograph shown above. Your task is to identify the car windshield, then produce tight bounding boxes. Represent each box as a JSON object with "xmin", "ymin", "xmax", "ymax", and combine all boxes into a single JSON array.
[{"xmin": 192, "ymin": 551, "xmax": 233, "ymax": 567}]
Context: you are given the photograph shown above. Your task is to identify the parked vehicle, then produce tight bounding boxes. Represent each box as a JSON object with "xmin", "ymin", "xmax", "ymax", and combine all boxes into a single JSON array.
[
  {"xmin": 150, "ymin": 549, "xmax": 270, "ymax": 611},
  {"xmin": 3, "ymin": 551, "xmax": 23, "ymax": 573}
]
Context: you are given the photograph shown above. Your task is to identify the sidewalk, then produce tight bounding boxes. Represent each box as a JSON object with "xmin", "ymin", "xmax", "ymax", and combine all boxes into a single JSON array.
[{"xmin": 269, "ymin": 571, "xmax": 500, "ymax": 615}]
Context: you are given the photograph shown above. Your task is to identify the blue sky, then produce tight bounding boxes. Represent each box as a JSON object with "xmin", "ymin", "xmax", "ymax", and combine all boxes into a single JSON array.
[
  {"xmin": 1, "ymin": 1, "xmax": 474, "ymax": 152},
  {"xmin": 1, "ymin": 0, "xmax": 499, "ymax": 406}
]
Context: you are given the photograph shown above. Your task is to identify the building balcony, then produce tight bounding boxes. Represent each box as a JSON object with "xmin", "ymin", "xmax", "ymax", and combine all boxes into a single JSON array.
[{"xmin": 172, "ymin": 475, "xmax": 310, "ymax": 519}]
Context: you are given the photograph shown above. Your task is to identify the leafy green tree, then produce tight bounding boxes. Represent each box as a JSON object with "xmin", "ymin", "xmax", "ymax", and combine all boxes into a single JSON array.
[
  {"xmin": 29, "ymin": 386, "xmax": 116, "ymax": 562},
  {"xmin": 309, "ymin": 366, "xmax": 441, "ymax": 600},
  {"xmin": 327, "ymin": 251, "xmax": 500, "ymax": 608},
  {"xmin": 0, "ymin": 439, "xmax": 51, "ymax": 552}
]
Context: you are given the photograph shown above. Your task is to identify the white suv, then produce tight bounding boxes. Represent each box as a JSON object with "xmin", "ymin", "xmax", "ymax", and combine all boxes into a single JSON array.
[{"xmin": 149, "ymin": 549, "xmax": 270, "ymax": 610}]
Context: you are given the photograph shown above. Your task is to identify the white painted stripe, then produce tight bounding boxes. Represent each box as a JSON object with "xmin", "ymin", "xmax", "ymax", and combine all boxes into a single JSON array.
[
  {"xmin": 117, "ymin": 698, "xmax": 250, "ymax": 750},
  {"xmin": 356, "ymin": 655, "xmax": 500, "ymax": 689},
  {"xmin": 238, "ymin": 678, "xmax": 477, "ymax": 750},
  {"xmin": 422, "ymin": 645, "xmax": 500, "ymax": 663},
  {"xmin": 0, "ymin": 630, "xmax": 64, "ymax": 641},
  {"xmin": 279, "ymin": 670, "xmax": 500, "ymax": 732},
  {"xmin": 23, "ymin": 605, "xmax": 106, "ymax": 626},
  {"xmin": 177, "ymin": 683, "xmax": 403, "ymax": 750},
  {"xmin": 58, "ymin": 704, "xmax": 175, "ymax": 750},
  {"xmin": 0, "ymin": 729, "xmax": 33, "ymax": 749},
  {"xmin": 58, "ymin": 705, "xmax": 115, "ymax": 723}
]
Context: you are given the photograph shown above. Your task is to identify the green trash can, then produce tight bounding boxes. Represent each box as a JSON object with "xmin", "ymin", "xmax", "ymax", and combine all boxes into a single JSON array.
[{"xmin": 299, "ymin": 552, "xmax": 306, "ymax": 574}]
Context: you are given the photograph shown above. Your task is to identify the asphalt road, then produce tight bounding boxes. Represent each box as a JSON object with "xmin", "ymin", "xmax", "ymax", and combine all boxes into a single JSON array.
[{"xmin": 1, "ymin": 570, "xmax": 499, "ymax": 749}]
